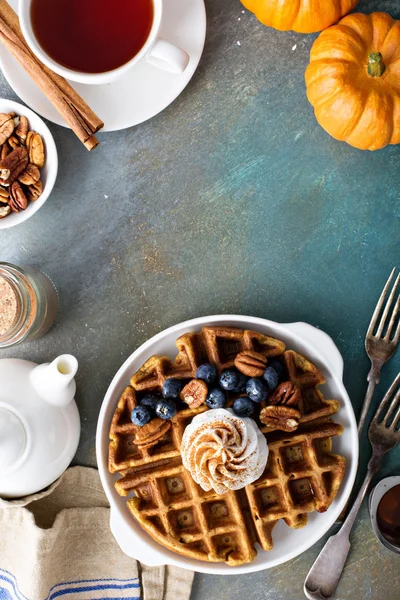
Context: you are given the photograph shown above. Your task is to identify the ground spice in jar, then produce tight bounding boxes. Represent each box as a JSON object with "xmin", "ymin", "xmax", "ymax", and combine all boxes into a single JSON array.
[
  {"xmin": 0, "ymin": 276, "xmax": 19, "ymax": 335},
  {"xmin": 0, "ymin": 263, "xmax": 57, "ymax": 347},
  {"xmin": 18, "ymin": 277, "xmax": 38, "ymax": 337}
]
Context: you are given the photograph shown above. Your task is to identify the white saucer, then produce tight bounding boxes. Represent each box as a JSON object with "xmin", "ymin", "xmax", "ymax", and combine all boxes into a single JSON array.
[{"xmin": 0, "ymin": 0, "xmax": 206, "ymax": 132}]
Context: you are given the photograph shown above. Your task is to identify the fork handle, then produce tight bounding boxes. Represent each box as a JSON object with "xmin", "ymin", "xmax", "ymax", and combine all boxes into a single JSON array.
[
  {"xmin": 357, "ymin": 365, "xmax": 380, "ymax": 435},
  {"xmin": 304, "ymin": 455, "xmax": 382, "ymax": 600}
]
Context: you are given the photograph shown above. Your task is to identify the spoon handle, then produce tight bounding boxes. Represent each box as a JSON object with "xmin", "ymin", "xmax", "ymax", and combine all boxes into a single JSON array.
[{"xmin": 304, "ymin": 459, "xmax": 380, "ymax": 600}]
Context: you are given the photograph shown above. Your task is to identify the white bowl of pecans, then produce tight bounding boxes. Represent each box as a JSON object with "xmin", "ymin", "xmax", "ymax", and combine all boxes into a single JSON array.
[{"xmin": 0, "ymin": 99, "xmax": 57, "ymax": 229}]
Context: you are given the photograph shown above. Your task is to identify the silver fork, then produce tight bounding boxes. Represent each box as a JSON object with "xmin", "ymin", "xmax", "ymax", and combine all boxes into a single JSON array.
[
  {"xmin": 358, "ymin": 267, "xmax": 400, "ymax": 435},
  {"xmin": 304, "ymin": 372, "xmax": 400, "ymax": 600}
]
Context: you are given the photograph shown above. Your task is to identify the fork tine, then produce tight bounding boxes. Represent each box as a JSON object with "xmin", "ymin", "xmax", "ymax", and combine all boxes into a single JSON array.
[
  {"xmin": 383, "ymin": 386, "xmax": 400, "ymax": 426},
  {"xmin": 388, "ymin": 294, "xmax": 400, "ymax": 342},
  {"xmin": 393, "ymin": 318, "xmax": 400, "ymax": 345},
  {"xmin": 392, "ymin": 304, "xmax": 400, "ymax": 345},
  {"xmin": 389, "ymin": 398, "xmax": 400, "ymax": 430},
  {"xmin": 376, "ymin": 271, "xmax": 400, "ymax": 337},
  {"xmin": 367, "ymin": 268, "xmax": 396, "ymax": 337},
  {"xmin": 372, "ymin": 371, "xmax": 400, "ymax": 423}
]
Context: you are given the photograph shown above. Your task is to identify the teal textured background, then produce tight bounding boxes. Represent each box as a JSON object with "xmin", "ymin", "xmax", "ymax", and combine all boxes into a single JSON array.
[{"xmin": 1, "ymin": 0, "xmax": 400, "ymax": 597}]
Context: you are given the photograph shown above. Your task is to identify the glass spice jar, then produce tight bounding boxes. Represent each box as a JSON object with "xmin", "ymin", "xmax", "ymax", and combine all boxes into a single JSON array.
[{"xmin": 0, "ymin": 262, "xmax": 58, "ymax": 348}]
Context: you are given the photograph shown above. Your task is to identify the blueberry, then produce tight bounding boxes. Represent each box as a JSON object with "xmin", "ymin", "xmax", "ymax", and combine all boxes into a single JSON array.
[
  {"xmin": 140, "ymin": 393, "xmax": 162, "ymax": 410},
  {"xmin": 263, "ymin": 367, "xmax": 279, "ymax": 391},
  {"xmin": 268, "ymin": 358, "xmax": 285, "ymax": 381},
  {"xmin": 131, "ymin": 405, "xmax": 152, "ymax": 426},
  {"xmin": 219, "ymin": 369, "xmax": 240, "ymax": 391},
  {"xmin": 233, "ymin": 396, "xmax": 255, "ymax": 418},
  {"xmin": 232, "ymin": 373, "xmax": 249, "ymax": 393},
  {"xmin": 246, "ymin": 378, "xmax": 269, "ymax": 403},
  {"xmin": 162, "ymin": 378, "xmax": 184, "ymax": 399},
  {"xmin": 196, "ymin": 363, "xmax": 218, "ymax": 385},
  {"xmin": 206, "ymin": 387, "xmax": 226, "ymax": 409},
  {"xmin": 175, "ymin": 398, "xmax": 188, "ymax": 412},
  {"xmin": 155, "ymin": 399, "xmax": 177, "ymax": 420}
]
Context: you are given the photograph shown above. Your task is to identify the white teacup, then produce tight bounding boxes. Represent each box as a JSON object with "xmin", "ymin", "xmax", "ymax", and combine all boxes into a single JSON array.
[{"xmin": 18, "ymin": 0, "xmax": 190, "ymax": 85}]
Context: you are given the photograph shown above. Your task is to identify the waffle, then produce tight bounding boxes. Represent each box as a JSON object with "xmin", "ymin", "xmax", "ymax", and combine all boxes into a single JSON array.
[
  {"xmin": 114, "ymin": 420, "xmax": 345, "ymax": 562},
  {"xmin": 122, "ymin": 461, "xmax": 257, "ymax": 565},
  {"xmin": 131, "ymin": 326, "xmax": 287, "ymax": 393},
  {"xmin": 110, "ymin": 327, "xmax": 287, "ymax": 472},
  {"xmin": 259, "ymin": 350, "xmax": 340, "ymax": 434},
  {"xmin": 245, "ymin": 420, "xmax": 346, "ymax": 551},
  {"xmin": 109, "ymin": 385, "xmax": 207, "ymax": 472},
  {"xmin": 109, "ymin": 326, "xmax": 346, "ymax": 564}
]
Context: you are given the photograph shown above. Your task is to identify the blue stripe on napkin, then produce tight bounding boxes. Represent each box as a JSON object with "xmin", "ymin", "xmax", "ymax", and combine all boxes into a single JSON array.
[
  {"xmin": 0, "ymin": 570, "xmax": 140, "ymax": 600},
  {"xmin": 0, "ymin": 570, "xmax": 27, "ymax": 600}
]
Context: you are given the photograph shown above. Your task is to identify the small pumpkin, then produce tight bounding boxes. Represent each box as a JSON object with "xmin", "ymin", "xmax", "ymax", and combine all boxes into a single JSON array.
[
  {"xmin": 240, "ymin": 0, "xmax": 359, "ymax": 34},
  {"xmin": 305, "ymin": 12, "xmax": 400, "ymax": 151}
]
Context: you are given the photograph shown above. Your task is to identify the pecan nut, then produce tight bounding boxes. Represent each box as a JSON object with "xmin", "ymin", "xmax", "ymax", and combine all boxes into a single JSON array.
[
  {"xmin": 0, "ymin": 146, "xmax": 28, "ymax": 184},
  {"xmin": 26, "ymin": 179, "xmax": 43, "ymax": 201},
  {"xmin": 234, "ymin": 350, "xmax": 267, "ymax": 377},
  {"xmin": 9, "ymin": 181, "xmax": 28, "ymax": 212},
  {"xmin": 0, "ymin": 143, "xmax": 10, "ymax": 161},
  {"xmin": 26, "ymin": 131, "xmax": 34, "ymax": 149},
  {"xmin": 19, "ymin": 163, "xmax": 40, "ymax": 186},
  {"xmin": 0, "ymin": 205, "xmax": 11, "ymax": 218},
  {"xmin": 0, "ymin": 113, "xmax": 14, "ymax": 146},
  {"xmin": 134, "ymin": 418, "xmax": 171, "ymax": 449},
  {"xmin": 0, "ymin": 187, "xmax": 9, "ymax": 202},
  {"xmin": 8, "ymin": 135, "xmax": 20, "ymax": 149},
  {"xmin": 180, "ymin": 379, "xmax": 208, "ymax": 408},
  {"xmin": 16, "ymin": 115, "xmax": 28, "ymax": 144},
  {"xmin": 28, "ymin": 132, "xmax": 45, "ymax": 168},
  {"xmin": 260, "ymin": 405, "xmax": 301, "ymax": 432},
  {"xmin": 269, "ymin": 381, "xmax": 301, "ymax": 408}
]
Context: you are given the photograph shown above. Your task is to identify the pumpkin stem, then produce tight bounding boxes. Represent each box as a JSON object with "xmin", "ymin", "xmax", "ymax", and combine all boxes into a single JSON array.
[{"xmin": 368, "ymin": 52, "xmax": 386, "ymax": 77}]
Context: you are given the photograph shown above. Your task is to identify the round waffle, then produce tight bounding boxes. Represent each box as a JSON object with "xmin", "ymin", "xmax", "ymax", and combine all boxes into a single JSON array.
[{"xmin": 108, "ymin": 326, "xmax": 346, "ymax": 565}]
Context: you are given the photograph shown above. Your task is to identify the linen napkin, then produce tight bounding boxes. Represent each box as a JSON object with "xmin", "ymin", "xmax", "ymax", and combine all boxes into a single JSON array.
[{"xmin": 0, "ymin": 466, "xmax": 194, "ymax": 600}]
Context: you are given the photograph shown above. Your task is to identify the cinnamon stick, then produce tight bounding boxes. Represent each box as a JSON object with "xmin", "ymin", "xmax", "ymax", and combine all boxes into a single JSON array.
[{"xmin": 0, "ymin": 0, "xmax": 103, "ymax": 150}]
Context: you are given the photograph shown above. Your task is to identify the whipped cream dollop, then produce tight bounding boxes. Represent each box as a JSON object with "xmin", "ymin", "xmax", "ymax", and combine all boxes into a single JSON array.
[{"xmin": 181, "ymin": 408, "xmax": 268, "ymax": 494}]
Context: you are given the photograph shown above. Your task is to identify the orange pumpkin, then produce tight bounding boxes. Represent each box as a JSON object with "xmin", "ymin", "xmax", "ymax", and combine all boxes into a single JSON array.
[
  {"xmin": 240, "ymin": 0, "xmax": 359, "ymax": 34},
  {"xmin": 305, "ymin": 12, "xmax": 400, "ymax": 151}
]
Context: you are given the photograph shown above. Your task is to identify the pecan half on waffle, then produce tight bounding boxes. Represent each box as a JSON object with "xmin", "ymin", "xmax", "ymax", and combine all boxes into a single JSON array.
[
  {"xmin": 260, "ymin": 405, "xmax": 301, "ymax": 433},
  {"xmin": 180, "ymin": 379, "xmax": 208, "ymax": 408},
  {"xmin": 134, "ymin": 418, "xmax": 171, "ymax": 449},
  {"xmin": 268, "ymin": 381, "xmax": 301, "ymax": 408},
  {"xmin": 234, "ymin": 350, "xmax": 267, "ymax": 377}
]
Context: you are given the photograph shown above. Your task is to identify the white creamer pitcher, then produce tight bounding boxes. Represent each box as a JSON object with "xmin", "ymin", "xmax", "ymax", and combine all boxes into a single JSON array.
[{"xmin": 0, "ymin": 355, "xmax": 80, "ymax": 498}]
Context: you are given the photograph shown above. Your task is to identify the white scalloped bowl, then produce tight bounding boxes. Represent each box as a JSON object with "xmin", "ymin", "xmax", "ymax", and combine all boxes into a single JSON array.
[
  {"xmin": 96, "ymin": 315, "xmax": 358, "ymax": 574},
  {"xmin": 0, "ymin": 99, "xmax": 58, "ymax": 230}
]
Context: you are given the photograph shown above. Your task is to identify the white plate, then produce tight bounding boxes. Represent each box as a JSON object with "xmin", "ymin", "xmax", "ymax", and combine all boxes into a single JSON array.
[
  {"xmin": 96, "ymin": 315, "xmax": 358, "ymax": 574},
  {"xmin": 0, "ymin": 0, "xmax": 206, "ymax": 132},
  {"xmin": 0, "ymin": 99, "xmax": 57, "ymax": 229}
]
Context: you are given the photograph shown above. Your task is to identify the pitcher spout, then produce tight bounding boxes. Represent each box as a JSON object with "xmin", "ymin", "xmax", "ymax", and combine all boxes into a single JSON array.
[{"xmin": 30, "ymin": 354, "xmax": 78, "ymax": 407}]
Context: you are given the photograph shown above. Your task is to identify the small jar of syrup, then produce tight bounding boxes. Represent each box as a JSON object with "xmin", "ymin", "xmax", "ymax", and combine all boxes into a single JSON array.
[
  {"xmin": 377, "ymin": 484, "xmax": 400, "ymax": 547},
  {"xmin": 370, "ymin": 476, "xmax": 400, "ymax": 554}
]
